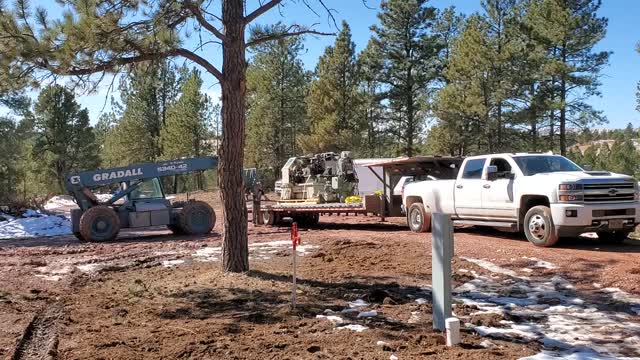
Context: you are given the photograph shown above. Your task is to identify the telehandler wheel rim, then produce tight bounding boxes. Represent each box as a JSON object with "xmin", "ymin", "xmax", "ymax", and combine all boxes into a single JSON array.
[{"xmin": 189, "ymin": 209, "xmax": 209, "ymax": 230}]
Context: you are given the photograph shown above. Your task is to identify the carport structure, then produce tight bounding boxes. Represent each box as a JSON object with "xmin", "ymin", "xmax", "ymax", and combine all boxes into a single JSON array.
[{"xmin": 363, "ymin": 156, "xmax": 463, "ymax": 220}]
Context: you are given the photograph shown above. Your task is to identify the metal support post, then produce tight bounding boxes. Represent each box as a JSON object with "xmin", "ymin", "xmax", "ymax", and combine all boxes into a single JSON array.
[{"xmin": 432, "ymin": 213, "xmax": 453, "ymax": 331}]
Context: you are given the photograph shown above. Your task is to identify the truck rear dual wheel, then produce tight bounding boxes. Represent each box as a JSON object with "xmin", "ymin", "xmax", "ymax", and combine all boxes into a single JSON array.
[
  {"xmin": 408, "ymin": 203, "xmax": 431, "ymax": 233},
  {"xmin": 523, "ymin": 206, "xmax": 559, "ymax": 247},
  {"xmin": 178, "ymin": 201, "xmax": 216, "ymax": 235},
  {"xmin": 79, "ymin": 206, "xmax": 121, "ymax": 242}
]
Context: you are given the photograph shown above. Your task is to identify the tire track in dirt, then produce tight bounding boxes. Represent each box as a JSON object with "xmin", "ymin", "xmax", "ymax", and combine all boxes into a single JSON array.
[{"xmin": 11, "ymin": 303, "xmax": 63, "ymax": 360}]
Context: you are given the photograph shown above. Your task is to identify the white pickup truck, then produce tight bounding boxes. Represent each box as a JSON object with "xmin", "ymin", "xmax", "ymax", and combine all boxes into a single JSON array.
[{"xmin": 402, "ymin": 153, "xmax": 640, "ymax": 247}]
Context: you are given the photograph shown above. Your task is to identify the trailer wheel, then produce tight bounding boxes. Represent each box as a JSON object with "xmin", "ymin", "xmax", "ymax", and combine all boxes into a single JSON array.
[
  {"xmin": 407, "ymin": 203, "xmax": 431, "ymax": 233},
  {"xmin": 79, "ymin": 206, "xmax": 121, "ymax": 242},
  {"xmin": 179, "ymin": 201, "xmax": 216, "ymax": 235},
  {"xmin": 308, "ymin": 213, "xmax": 320, "ymax": 226},
  {"xmin": 523, "ymin": 206, "xmax": 559, "ymax": 247},
  {"xmin": 262, "ymin": 210, "xmax": 276, "ymax": 226},
  {"xmin": 73, "ymin": 232, "xmax": 86, "ymax": 242}
]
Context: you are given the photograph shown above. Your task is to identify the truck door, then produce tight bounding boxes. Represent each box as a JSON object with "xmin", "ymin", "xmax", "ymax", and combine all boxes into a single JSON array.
[
  {"xmin": 482, "ymin": 157, "xmax": 517, "ymax": 220},
  {"xmin": 454, "ymin": 158, "xmax": 487, "ymax": 218}
]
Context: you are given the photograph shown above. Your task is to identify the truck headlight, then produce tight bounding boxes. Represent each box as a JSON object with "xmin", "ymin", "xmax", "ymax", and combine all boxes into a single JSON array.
[
  {"xmin": 558, "ymin": 183, "xmax": 583, "ymax": 203},
  {"xmin": 559, "ymin": 194, "xmax": 583, "ymax": 202},
  {"xmin": 559, "ymin": 183, "xmax": 583, "ymax": 191}
]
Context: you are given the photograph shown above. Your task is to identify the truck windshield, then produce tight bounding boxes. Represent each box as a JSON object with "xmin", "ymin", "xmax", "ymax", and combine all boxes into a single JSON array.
[{"xmin": 513, "ymin": 156, "xmax": 582, "ymax": 176}]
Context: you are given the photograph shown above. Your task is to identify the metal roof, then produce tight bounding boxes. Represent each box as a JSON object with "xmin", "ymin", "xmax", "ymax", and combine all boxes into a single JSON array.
[
  {"xmin": 364, "ymin": 156, "xmax": 464, "ymax": 177},
  {"xmin": 364, "ymin": 156, "xmax": 463, "ymax": 168}
]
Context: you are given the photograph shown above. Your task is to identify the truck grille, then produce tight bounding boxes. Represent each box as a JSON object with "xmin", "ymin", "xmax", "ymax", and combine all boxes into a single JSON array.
[{"xmin": 583, "ymin": 183, "xmax": 636, "ymax": 203}]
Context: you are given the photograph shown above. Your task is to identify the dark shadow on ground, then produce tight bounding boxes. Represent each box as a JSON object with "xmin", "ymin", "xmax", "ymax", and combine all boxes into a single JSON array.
[
  {"xmin": 160, "ymin": 273, "xmax": 431, "ymax": 333},
  {"xmin": 456, "ymin": 226, "xmax": 640, "ymax": 253},
  {"xmin": 0, "ymin": 228, "xmax": 220, "ymax": 249}
]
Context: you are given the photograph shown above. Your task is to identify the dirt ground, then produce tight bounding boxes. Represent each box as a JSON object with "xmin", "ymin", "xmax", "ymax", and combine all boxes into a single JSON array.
[{"xmin": 1, "ymin": 192, "xmax": 640, "ymax": 359}]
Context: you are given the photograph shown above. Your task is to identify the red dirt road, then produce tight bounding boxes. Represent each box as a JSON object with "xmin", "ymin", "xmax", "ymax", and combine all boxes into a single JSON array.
[{"xmin": 1, "ymin": 197, "xmax": 639, "ymax": 359}]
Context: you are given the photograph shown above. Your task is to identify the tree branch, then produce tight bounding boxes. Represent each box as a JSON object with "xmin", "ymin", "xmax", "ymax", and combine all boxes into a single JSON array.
[
  {"xmin": 37, "ymin": 47, "xmax": 222, "ymax": 83},
  {"xmin": 245, "ymin": 28, "xmax": 334, "ymax": 48},
  {"xmin": 184, "ymin": 2, "xmax": 226, "ymax": 41},
  {"xmin": 244, "ymin": 0, "xmax": 283, "ymax": 24}
]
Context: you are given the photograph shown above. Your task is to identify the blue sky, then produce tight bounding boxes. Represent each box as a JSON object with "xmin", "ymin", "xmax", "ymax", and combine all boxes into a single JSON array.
[{"xmin": 13, "ymin": 0, "xmax": 640, "ymax": 128}]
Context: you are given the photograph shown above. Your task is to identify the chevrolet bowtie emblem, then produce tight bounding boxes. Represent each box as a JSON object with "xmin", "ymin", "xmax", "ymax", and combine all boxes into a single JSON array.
[{"xmin": 608, "ymin": 188, "xmax": 618, "ymax": 196}]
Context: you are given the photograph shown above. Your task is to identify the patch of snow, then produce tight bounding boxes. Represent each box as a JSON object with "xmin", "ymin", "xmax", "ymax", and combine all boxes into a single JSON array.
[
  {"xmin": 520, "ymin": 350, "xmax": 639, "ymax": 360},
  {"xmin": 600, "ymin": 287, "xmax": 640, "ymax": 305},
  {"xmin": 192, "ymin": 246, "xmax": 222, "ymax": 262},
  {"xmin": 348, "ymin": 299, "xmax": 369, "ymax": 308},
  {"xmin": 0, "ymin": 212, "xmax": 71, "ymax": 239},
  {"xmin": 390, "ymin": 355, "xmax": 398, "ymax": 360},
  {"xmin": 316, "ymin": 315, "xmax": 344, "ymax": 324},
  {"xmin": 455, "ymin": 258, "xmax": 640, "ymax": 359},
  {"xmin": 479, "ymin": 340, "xmax": 494, "ymax": 348},
  {"xmin": 376, "ymin": 341, "xmax": 387, "ymax": 347},
  {"xmin": 357, "ymin": 310, "xmax": 377, "ymax": 318},
  {"xmin": 337, "ymin": 324, "xmax": 368, "ymax": 332},
  {"xmin": 408, "ymin": 311, "xmax": 421, "ymax": 324},
  {"xmin": 76, "ymin": 263, "xmax": 103, "ymax": 273},
  {"xmin": 44, "ymin": 195, "xmax": 77, "ymax": 210},
  {"xmin": 95, "ymin": 194, "xmax": 113, "ymax": 202},
  {"xmin": 415, "ymin": 298, "xmax": 428, "ymax": 304},
  {"xmin": 461, "ymin": 257, "xmax": 518, "ymax": 277},
  {"xmin": 162, "ymin": 259, "xmax": 185, "ymax": 267},
  {"xmin": 340, "ymin": 308, "xmax": 358, "ymax": 314},
  {"xmin": 522, "ymin": 256, "xmax": 557, "ymax": 270},
  {"xmin": 35, "ymin": 274, "xmax": 62, "ymax": 281},
  {"xmin": 522, "ymin": 268, "xmax": 534, "ymax": 273}
]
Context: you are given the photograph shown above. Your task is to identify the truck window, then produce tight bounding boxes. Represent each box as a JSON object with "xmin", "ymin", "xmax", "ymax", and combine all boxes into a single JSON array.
[
  {"xmin": 461, "ymin": 158, "xmax": 486, "ymax": 179},
  {"xmin": 490, "ymin": 158, "xmax": 512, "ymax": 178}
]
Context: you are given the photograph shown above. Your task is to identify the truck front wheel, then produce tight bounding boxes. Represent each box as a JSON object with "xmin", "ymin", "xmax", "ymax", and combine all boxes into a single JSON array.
[
  {"xmin": 523, "ymin": 206, "xmax": 559, "ymax": 247},
  {"xmin": 407, "ymin": 203, "xmax": 431, "ymax": 233}
]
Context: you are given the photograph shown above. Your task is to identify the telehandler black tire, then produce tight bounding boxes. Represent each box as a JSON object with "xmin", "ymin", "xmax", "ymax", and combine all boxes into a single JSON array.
[
  {"xmin": 79, "ymin": 206, "xmax": 121, "ymax": 242},
  {"xmin": 167, "ymin": 201, "xmax": 186, "ymax": 234},
  {"xmin": 178, "ymin": 201, "xmax": 216, "ymax": 235}
]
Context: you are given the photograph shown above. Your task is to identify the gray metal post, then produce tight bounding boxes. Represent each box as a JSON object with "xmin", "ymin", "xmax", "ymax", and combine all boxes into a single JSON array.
[{"xmin": 432, "ymin": 213, "xmax": 453, "ymax": 331}]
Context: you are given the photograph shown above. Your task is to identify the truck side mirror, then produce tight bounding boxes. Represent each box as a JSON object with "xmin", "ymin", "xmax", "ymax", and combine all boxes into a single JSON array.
[
  {"xmin": 486, "ymin": 165, "xmax": 498, "ymax": 180},
  {"xmin": 583, "ymin": 164, "xmax": 592, "ymax": 171}
]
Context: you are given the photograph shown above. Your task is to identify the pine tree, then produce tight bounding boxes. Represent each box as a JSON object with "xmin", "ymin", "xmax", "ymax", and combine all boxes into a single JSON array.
[
  {"xmin": 372, "ymin": 0, "xmax": 441, "ymax": 156},
  {"xmin": 102, "ymin": 61, "xmax": 180, "ymax": 166},
  {"xmin": 432, "ymin": 16, "xmax": 494, "ymax": 155},
  {"xmin": 608, "ymin": 139, "xmax": 640, "ymax": 176},
  {"xmin": 300, "ymin": 21, "xmax": 363, "ymax": 154},
  {"xmin": 526, "ymin": 0, "xmax": 610, "ymax": 155},
  {"xmin": 0, "ymin": 116, "xmax": 19, "ymax": 202},
  {"xmin": 357, "ymin": 39, "xmax": 386, "ymax": 157},
  {"xmin": 32, "ymin": 85, "xmax": 99, "ymax": 193},
  {"xmin": 161, "ymin": 69, "xmax": 211, "ymax": 159},
  {"xmin": 245, "ymin": 24, "xmax": 309, "ymax": 182}
]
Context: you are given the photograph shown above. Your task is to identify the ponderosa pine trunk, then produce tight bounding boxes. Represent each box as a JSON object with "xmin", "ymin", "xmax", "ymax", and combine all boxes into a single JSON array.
[{"xmin": 220, "ymin": 0, "xmax": 249, "ymax": 272}]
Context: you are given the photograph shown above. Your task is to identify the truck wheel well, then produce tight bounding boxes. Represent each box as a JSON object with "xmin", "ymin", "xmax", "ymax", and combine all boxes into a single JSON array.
[
  {"xmin": 519, "ymin": 195, "xmax": 550, "ymax": 226},
  {"xmin": 405, "ymin": 196, "xmax": 423, "ymax": 209}
]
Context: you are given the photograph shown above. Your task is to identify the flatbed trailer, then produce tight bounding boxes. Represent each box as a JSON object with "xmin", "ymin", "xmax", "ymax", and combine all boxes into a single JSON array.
[
  {"xmin": 256, "ymin": 156, "xmax": 463, "ymax": 227},
  {"xmin": 259, "ymin": 198, "xmax": 386, "ymax": 226}
]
